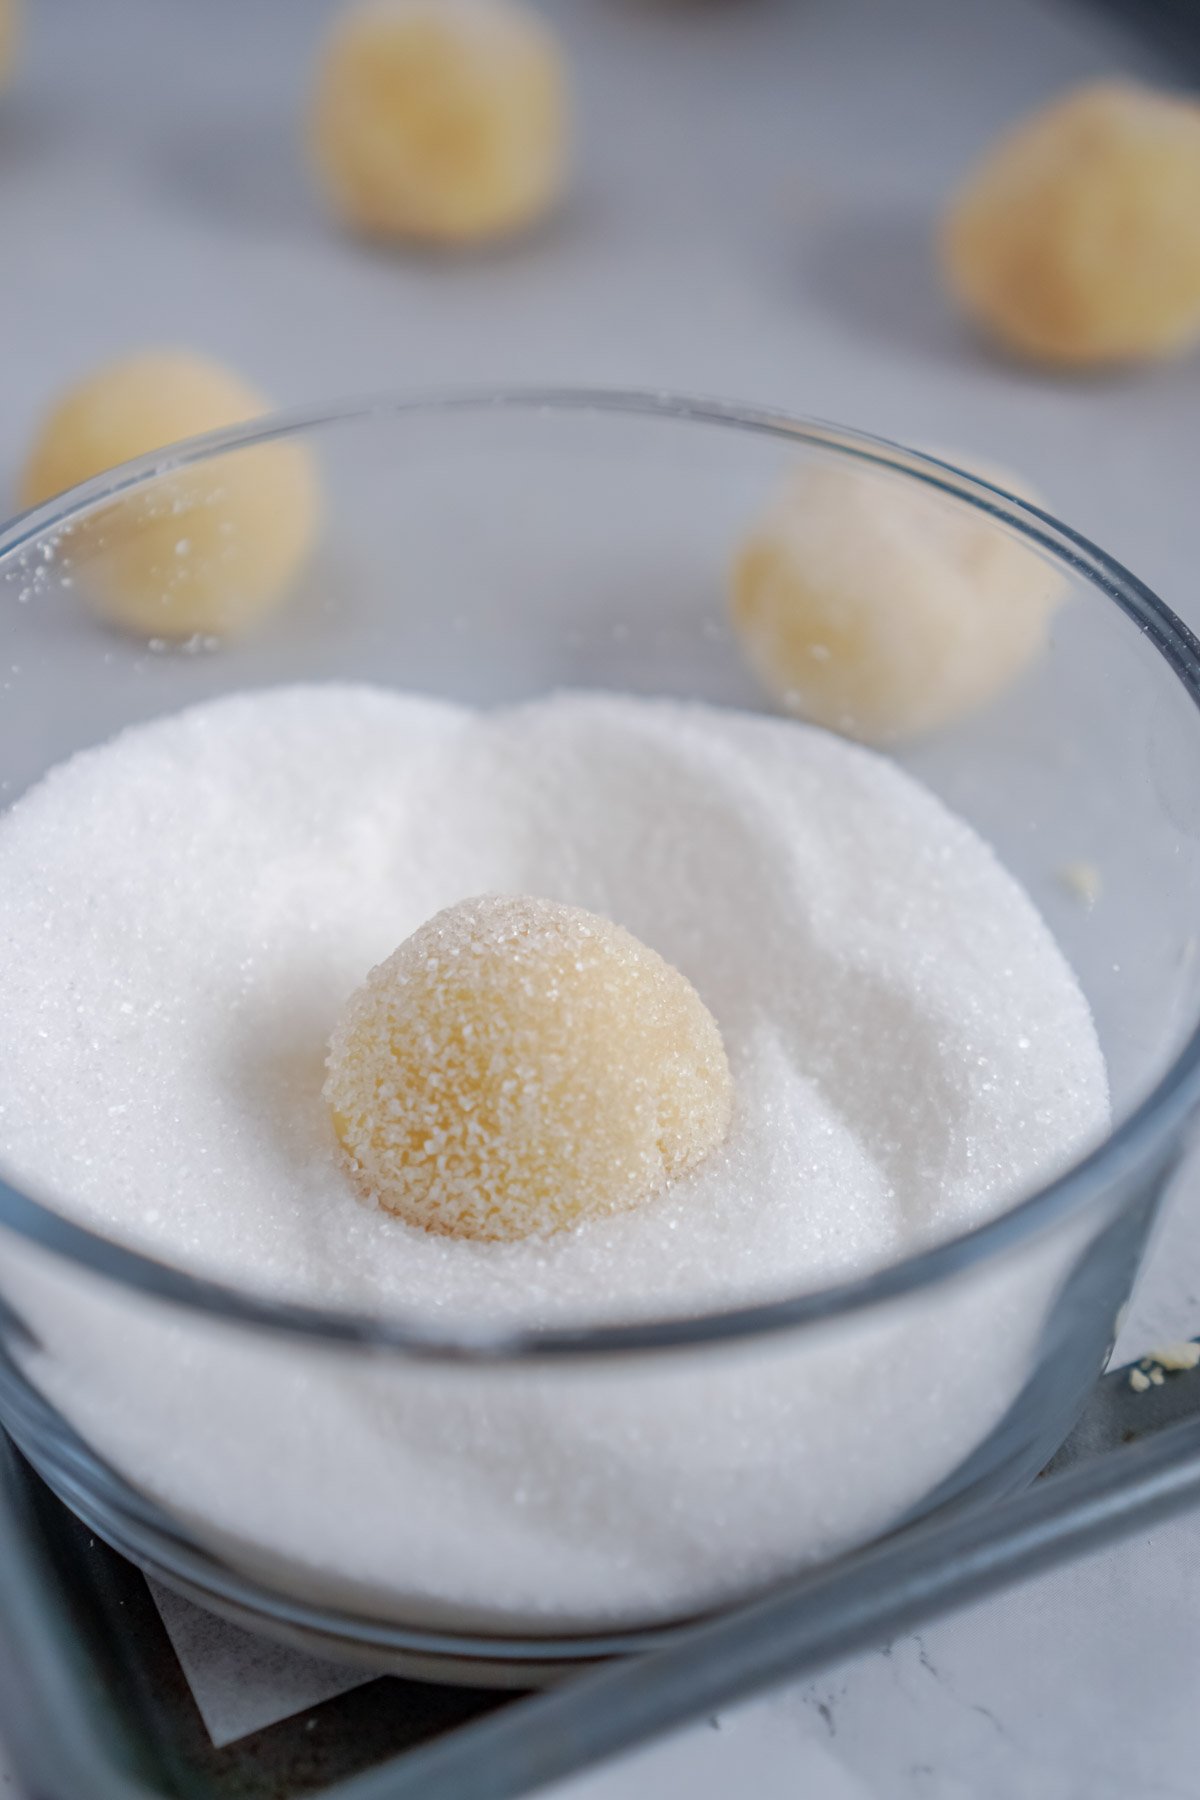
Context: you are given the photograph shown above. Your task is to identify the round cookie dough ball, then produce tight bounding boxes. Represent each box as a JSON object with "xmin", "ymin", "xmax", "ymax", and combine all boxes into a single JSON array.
[
  {"xmin": 309, "ymin": 0, "xmax": 569, "ymax": 246},
  {"xmin": 942, "ymin": 82, "xmax": 1200, "ymax": 366},
  {"xmin": 730, "ymin": 454, "xmax": 1064, "ymax": 745},
  {"xmin": 324, "ymin": 894, "xmax": 733, "ymax": 1242},
  {"xmin": 19, "ymin": 351, "xmax": 319, "ymax": 640}
]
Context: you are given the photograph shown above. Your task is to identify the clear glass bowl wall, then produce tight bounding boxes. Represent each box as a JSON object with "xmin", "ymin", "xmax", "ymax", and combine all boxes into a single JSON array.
[{"xmin": 0, "ymin": 392, "xmax": 1197, "ymax": 1685}]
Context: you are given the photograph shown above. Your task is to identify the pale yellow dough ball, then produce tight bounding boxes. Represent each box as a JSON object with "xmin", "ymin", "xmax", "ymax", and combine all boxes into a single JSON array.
[
  {"xmin": 309, "ymin": 0, "xmax": 568, "ymax": 245},
  {"xmin": 324, "ymin": 894, "xmax": 733, "ymax": 1242},
  {"xmin": 19, "ymin": 352, "xmax": 319, "ymax": 640},
  {"xmin": 730, "ymin": 455, "xmax": 1064, "ymax": 745},
  {"xmin": 942, "ymin": 82, "xmax": 1200, "ymax": 366}
]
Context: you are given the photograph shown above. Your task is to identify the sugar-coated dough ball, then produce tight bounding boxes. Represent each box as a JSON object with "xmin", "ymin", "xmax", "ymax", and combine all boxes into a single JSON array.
[
  {"xmin": 19, "ymin": 351, "xmax": 319, "ymax": 640},
  {"xmin": 942, "ymin": 82, "xmax": 1200, "ymax": 366},
  {"xmin": 730, "ymin": 455, "xmax": 1064, "ymax": 745},
  {"xmin": 325, "ymin": 894, "xmax": 733, "ymax": 1241},
  {"xmin": 310, "ymin": 0, "xmax": 568, "ymax": 245}
]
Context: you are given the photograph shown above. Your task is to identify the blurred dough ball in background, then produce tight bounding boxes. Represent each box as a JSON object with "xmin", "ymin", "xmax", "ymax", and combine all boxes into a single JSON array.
[
  {"xmin": 730, "ymin": 454, "xmax": 1064, "ymax": 746},
  {"xmin": 942, "ymin": 81, "xmax": 1200, "ymax": 367},
  {"xmin": 19, "ymin": 351, "xmax": 320, "ymax": 641},
  {"xmin": 0, "ymin": 0, "xmax": 17, "ymax": 88},
  {"xmin": 309, "ymin": 0, "xmax": 569, "ymax": 245}
]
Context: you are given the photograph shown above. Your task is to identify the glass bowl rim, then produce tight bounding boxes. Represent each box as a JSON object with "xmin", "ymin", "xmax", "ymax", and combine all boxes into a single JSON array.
[{"xmin": 1, "ymin": 383, "xmax": 1198, "ymax": 1364}]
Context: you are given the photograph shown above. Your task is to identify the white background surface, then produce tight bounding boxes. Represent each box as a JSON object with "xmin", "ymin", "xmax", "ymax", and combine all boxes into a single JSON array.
[{"xmin": 3, "ymin": 0, "xmax": 1200, "ymax": 1794}]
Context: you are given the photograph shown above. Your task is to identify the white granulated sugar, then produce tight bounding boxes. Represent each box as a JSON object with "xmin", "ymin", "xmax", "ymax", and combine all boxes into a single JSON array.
[
  {"xmin": 0, "ymin": 685, "xmax": 1107, "ymax": 1319},
  {"xmin": 0, "ymin": 686, "xmax": 1110, "ymax": 1630}
]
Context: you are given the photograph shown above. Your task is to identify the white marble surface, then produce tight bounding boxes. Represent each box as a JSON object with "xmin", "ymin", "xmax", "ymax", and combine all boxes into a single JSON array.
[{"xmin": 3, "ymin": 0, "xmax": 1200, "ymax": 1794}]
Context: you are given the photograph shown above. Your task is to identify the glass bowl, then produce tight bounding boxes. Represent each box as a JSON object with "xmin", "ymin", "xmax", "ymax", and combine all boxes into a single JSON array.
[{"xmin": 0, "ymin": 389, "xmax": 1197, "ymax": 1688}]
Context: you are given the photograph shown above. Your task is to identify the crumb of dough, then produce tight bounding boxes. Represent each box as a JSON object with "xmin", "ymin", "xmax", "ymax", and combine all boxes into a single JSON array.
[
  {"xmin": 1058, "ymin": 862, "xmax": 1102, "ymax": 908},
  {"xmin": 1146, "ymin": 1341, "xmax": 1200, "ymax": 1372}
]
